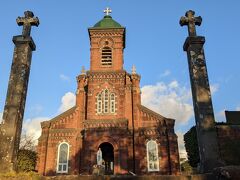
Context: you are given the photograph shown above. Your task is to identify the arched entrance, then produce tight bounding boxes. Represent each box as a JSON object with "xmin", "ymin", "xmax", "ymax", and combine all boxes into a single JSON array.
[{"xmin": 99, "ymin": 142, "xmax": 114, "ymax": 175}]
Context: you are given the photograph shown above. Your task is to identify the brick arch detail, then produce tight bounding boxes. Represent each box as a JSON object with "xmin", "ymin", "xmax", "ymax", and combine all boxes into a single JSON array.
[
  {"xmin": 95, "ymin": 136, "xmax": 119, "ymax": 152},
  {"xmin": 99, "ymin": 36, "xmax": 114, "ymax": 48},
  {"xmin": 94, "ymin": 136, "xmax": 121, "ymax": 174}
]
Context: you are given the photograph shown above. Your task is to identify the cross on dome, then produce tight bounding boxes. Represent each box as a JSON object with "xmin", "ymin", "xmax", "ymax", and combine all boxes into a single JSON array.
[{"xmin": 104, "ymin": 7, "xmax": 112, "ymax": 16}]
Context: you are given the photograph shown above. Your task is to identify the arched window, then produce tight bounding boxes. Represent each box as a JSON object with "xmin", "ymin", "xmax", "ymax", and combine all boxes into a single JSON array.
[
  {"xmin": 97, "ymin": 93, "xmax": 102, "ymax": 113},
  {"xmin": 96, "ymin": 89, "xmax": 116, "ymax": 114},
  {"xmin": 110, "ymin": 93, "xmax": 115, "ymax": 113},
  {"xmin": 146, "ymin": 140, "xmax": 159, "ymax": 172},
  {"xmin": 57, "ymin": 143, "xmax": 69, "ymax": 173},
  {"xmin": 101, "ymin": 47, "xmax": 112, "ymax": 66},
  {"xmin": 104, "ymin": 89, "xmax": 109, "ymax": 113}
]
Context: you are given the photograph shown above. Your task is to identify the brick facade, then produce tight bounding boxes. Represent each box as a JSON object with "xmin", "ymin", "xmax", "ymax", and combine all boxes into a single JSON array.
[
  {"xmin": 216, "ymin": 111, "xmax": 240, "ymax": 166},
  {"xmin": 37, "ymin": 15, "xmax": 180, "ymax": 176}
]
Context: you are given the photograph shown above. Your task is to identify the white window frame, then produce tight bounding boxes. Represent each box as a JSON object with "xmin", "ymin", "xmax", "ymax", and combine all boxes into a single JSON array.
[
  {"xmin": 56, "ymin": 142, "xmax": 69, "ymax": 173},
  {"xmin": 146, "ymin": 140, "xmax": 160, "ymax": 172},
  {"xmin": 103, "ymin": 89, "xmax": 109, "ymax": 113},
  {"xmin": 96, "ymin": 89, "xmax": 116, "ymax": 115},
  {"xmin": 97, "ymin": 93, "xmax": 102, "ymax": 113},
  {"xmin": 110, "ymin": 93, "xmax": 115, "ymax": 113}
]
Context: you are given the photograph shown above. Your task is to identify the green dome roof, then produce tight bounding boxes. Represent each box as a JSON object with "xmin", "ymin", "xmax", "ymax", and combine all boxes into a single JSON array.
[{"xmin": 93, "ymin": 15, "xmax": 122, "ymax": 28}]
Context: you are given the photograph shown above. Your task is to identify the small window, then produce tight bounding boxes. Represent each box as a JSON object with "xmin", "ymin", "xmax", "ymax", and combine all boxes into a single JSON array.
[
  {"xmin": 101, "ymin": 47, "xmax": 112, "ymax": 66},
  {"xmin": 147, "ymin": 140, "xmax": 159, "ymax": 172},
  {"xmin": 57, "ymin": 143, "xmax": 69, "ymax": 173}
]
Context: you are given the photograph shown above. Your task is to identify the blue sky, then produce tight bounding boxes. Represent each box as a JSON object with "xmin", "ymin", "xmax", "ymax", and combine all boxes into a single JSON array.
[{"xmin": 0, "ymin": 1, "xmax": 240, "ymax": 157}]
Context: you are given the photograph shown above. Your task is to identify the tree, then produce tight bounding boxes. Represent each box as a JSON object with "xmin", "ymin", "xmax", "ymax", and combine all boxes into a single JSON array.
[
  {"xmin": 180, "ymin": 160, "xmax": 193, "ymax": 174},
  {"xmin": 183, "ymin": 126, "xmax": 199, "ymax": 168},
  {"xmin": 17, "ymin": 133, "xmax": 37, "ymax": 172},
  {"xmin": 17, "ymin": 149, "xmax": 37, "ymax": 172}
]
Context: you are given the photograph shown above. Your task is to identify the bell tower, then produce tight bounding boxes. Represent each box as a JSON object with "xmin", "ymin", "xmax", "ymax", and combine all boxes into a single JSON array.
[{"xmin": 88, "ymin": 7, "xmax": 125, "ymax": 72}]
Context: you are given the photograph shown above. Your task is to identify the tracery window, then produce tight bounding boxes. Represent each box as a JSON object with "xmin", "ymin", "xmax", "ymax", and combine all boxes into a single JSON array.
[
  {"xmin": 97, "ymin": 89, "xmax": 116, "ymax": 114},
  {"xmin": 101, "ymin": 47, "xmax": 112, "ymax": 66},
  {"xmin": 146, "ymin": 140, "xmax": 159, "ymax": 172},
  {"xmin": 57, "ymin": 142, "xmax": 69, "ymax": 173}
]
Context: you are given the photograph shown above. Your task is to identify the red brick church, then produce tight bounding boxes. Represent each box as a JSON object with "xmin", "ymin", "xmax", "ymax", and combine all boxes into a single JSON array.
[{"xmin": 37, "ymin": 8, "xmax": 180, "ymax": 176}]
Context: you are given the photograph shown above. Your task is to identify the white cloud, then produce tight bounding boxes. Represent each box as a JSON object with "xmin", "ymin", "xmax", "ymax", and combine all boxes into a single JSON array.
[
  {"xmin": 210, "ymin": 83, "xmax": 219, "ymax": 94},
  {"xmin": 22, "ymin": 117, "xmax": 50, "ymax": 144},
  {"xmin": 22, "ymin": 92, "xmax": 76, "ymax": 143},
  {"xmin": 0, "ymin": 92, "xmax": 76, "ymax": 145},
  {"xmin": 168, "ymin": 80, "xmax": 178, "ymax": 89},
  {"xmin": 29, "ymin": 104, "xmax": 43, "ymax": 116},
  {"xmin": 216, "ymin": 106, "xmax": 240, "ymax": 122},
  {"xmin": 176, "ymin": 131, "xmax": 187, "ymax": 159},
  {"xmin": 60, "ymin": 74, "xmax": 70, "ymax": 81},
  {"xmin": 141, "ymin": 80, "xmax": 193, "ymax": 125},
  {"xmin": 160, "ymin": 70, "xmax": 171, "ymax": 77},
  {"xmin": 215, "ymin": 109, "xmax": 226, "ymax": 122},
  {"xmin": 58, "ymin": 92, "xmax": 76, "ymax": 113}
]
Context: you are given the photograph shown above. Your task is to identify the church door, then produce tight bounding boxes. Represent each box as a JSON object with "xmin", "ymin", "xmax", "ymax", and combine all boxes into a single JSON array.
[{"xmin": 99, "ymin": 142, "xmax": 114, "ymax": 175}]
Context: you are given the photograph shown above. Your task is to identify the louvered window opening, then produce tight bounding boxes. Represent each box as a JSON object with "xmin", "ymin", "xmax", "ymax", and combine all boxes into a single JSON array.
[{"xmin": 101, "ymin": 47, "xmax": 112, "ymax": 66}]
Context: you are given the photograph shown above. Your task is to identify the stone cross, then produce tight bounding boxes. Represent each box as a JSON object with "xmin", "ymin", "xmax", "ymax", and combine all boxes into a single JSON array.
[
  {"xmin": 16, "ymin": 11, "xmax": 39, "ymax": 37},
  {"xmin": 180, "ymin": 10, "xmax": 223, "ymax": 172},
  {"xmin": 179, "ymin": 10, "xmax": 202, "ymax": 36},
  {"xmin": 104, "ymin": 7, "xmax": 112, "ymax": 16},
  {"xmin": 0, "ymin": 11, "xmax": 39, "ymax": 173}
]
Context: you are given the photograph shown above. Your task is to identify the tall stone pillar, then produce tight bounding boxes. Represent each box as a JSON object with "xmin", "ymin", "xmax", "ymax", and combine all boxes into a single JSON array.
[
  {"xmin": 180, "ymin": 10, "xmax": 222, "ymax": 173},
  {"xmin": 0, "ymin": 11, "xmax": 39, "ymax": 172}
]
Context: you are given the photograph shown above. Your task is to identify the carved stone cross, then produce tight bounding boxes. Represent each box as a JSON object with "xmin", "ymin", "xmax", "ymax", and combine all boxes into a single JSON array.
[
  {"xmin": 16, "ymin": 11, "xmax": 39, "ymax": 37},
  {"xmin": 104, "ymin": 7, "xmax": 112, "ymax": 16},
  {"xmin": 180, "ymin": 10, "xmax": 202, "ymax": 36}
]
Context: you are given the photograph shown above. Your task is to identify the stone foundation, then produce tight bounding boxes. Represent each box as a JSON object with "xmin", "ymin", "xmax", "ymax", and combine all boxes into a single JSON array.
[{"xmin": 44, "ymin": 175, "xmax": 215, "ymax": 180}]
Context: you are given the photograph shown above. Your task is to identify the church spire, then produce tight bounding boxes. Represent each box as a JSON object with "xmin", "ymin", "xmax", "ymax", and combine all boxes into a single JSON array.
[{"xmin": 88, "ymin": 9, "xmax": 125, "ymax": 72}]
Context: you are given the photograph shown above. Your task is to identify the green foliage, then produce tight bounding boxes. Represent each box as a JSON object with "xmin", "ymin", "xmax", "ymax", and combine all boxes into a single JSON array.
[
  {"xmin": 17, "ymin": 149, "xmax": 37, "ymax": 172},
  {"xmin": 180, "ymin": 160, "xmax": 193, "ymax": 174},
  {"xmin": 184, "ymin": 126, "xmax": 199, "ymax": 168}
]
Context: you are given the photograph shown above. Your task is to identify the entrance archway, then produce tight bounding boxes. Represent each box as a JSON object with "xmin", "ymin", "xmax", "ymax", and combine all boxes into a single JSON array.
[{"xmin": 99, "ymin": 142, "xmax": 114, "ymax": 175}]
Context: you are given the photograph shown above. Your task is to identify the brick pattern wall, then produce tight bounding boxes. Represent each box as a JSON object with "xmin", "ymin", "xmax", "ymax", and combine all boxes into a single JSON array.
[{"xmin": 37, "ymin": 25, "xmax": 180, "ymax": 176}]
